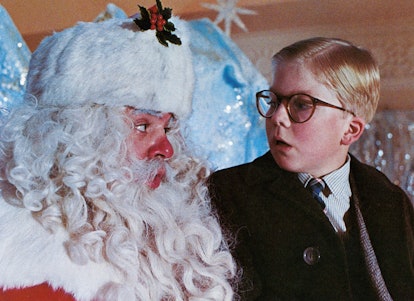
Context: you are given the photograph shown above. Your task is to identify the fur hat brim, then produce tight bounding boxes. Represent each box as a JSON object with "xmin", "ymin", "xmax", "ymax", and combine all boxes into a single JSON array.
[{"xmin": 25, "ymin": 17, "xmax": 194, "ymax": 119}]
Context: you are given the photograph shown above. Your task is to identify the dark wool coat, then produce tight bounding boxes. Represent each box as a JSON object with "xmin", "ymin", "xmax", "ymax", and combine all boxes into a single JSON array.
[{"xmin": 210, "ymin": 152, "xmax": 414, "ymax": 301}]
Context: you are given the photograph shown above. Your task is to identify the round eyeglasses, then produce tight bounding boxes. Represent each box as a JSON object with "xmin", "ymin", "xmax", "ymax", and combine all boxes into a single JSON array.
[{"xmin": 256, "ymin": 90, "xmax": 355, "ymax": 123}]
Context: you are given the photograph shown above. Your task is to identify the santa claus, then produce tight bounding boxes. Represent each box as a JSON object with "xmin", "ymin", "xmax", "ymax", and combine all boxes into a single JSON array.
[{"xmin": 0, "ymin": 2, "xmax": 237, "ymax": 300}]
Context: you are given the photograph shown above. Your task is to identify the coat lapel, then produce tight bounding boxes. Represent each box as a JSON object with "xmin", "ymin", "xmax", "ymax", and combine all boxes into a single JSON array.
[
  {"xmin": 246, "ymin": 152, "xmax": 337, "ymax": 236},
  {"xmin": 349, "ymin": 160, "xmax": 393, "ymax": 301}
]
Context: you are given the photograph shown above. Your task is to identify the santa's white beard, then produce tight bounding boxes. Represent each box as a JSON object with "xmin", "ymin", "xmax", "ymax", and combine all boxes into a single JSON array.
[{"xmin": 74, "ymin": 159, "xmax": 233, "ymax": 300}]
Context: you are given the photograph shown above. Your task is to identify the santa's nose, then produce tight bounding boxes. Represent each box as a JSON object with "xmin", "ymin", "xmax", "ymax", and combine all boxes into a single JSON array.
[{"xmin": 147, "ymin": 135, "xmax": 174, "ymax": 159}]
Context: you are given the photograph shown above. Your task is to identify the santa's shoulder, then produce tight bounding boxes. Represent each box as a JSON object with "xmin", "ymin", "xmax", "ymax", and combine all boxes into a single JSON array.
[{"xmin": 0, "ymin": 197, "xmax": 120, "ymax": 300}]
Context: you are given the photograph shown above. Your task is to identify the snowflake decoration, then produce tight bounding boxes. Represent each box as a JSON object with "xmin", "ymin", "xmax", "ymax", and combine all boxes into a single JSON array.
[{"xmin": 202, "ymin": 0, "xmax": 257, "ymax": 36}]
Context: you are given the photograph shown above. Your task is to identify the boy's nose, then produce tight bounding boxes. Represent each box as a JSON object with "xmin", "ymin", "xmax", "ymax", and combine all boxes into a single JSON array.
[{"xmin": 270, "ymin": 102, "xmax": 291, "ymax": 127}]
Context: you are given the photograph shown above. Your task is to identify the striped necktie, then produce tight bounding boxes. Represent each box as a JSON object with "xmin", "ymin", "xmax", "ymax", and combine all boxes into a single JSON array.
[{"xmin": 306, "ymin": 178, "xmax": 327, "ymax": 211}]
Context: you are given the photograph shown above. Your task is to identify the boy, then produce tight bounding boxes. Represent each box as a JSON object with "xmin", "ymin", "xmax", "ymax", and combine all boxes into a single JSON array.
[{"xmin": 210, "ymin": 37, "xmax": 414, "ymax": 300}]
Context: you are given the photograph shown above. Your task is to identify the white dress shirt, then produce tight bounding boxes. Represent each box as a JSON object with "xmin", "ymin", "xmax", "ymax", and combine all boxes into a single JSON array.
[{"xmin": 298, "ymin": 156, "xmax": 352, "ymax": 233}]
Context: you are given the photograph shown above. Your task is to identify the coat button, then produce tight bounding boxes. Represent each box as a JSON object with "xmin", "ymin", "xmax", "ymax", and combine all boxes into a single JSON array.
[{"xmin": 303, "ymin": 247, "xmax": 321, "ymax": 265}]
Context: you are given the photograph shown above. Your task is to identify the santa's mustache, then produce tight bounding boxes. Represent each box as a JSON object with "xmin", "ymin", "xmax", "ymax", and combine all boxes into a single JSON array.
[{"xmin": 129, "ymin": 158, "xmax": 168, "ymax": 185}]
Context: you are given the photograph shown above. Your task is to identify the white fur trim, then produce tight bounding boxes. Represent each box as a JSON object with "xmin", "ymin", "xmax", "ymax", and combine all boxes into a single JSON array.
[
  {"xmin": 0, "ymin": 199, "xmax": 121, "ymax": 300},
  {"xmin": 25, "ymin": 17, "xmax": 194, "ymax": 118}
]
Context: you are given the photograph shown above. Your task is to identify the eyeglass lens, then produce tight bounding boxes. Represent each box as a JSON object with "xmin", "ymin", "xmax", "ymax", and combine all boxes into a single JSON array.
[{"xmin": 256, "ymin": 90, "xmax": 316, "ymax": 123}]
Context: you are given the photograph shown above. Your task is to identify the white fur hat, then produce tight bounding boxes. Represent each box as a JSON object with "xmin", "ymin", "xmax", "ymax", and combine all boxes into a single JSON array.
[{"xmin": 25, "ymin": 16, "xmax": 194, "ymax": 118}]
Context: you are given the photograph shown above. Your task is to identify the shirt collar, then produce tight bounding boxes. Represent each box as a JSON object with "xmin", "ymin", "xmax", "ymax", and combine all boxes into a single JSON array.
[{"xmin": 298, "ymin": 155, "xmax": 352, "ymax": 198}]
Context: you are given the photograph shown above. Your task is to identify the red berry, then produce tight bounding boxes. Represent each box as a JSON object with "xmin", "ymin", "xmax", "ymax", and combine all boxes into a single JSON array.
[
  {"xmin": 150, "ymin": 24, "xmax": 156, "ymax": 30},
  {"xmin": 157, "ymin": 19, "xmax": 166, "ymax": 26},
  {"xmin": 148, "ymin": 5, "xmax": 158, "ymax": 14}
]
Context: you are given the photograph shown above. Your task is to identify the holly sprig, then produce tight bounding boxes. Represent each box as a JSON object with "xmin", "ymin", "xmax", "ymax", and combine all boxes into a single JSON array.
[{"xmin": 134, "ymin": 0, "xmax": 182, "ymax": 47}]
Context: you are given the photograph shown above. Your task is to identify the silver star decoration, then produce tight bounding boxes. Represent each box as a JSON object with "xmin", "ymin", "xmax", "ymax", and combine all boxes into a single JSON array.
[{"xmin": 202, "ymin": 0, "xmax": 257, "ymax": 36}]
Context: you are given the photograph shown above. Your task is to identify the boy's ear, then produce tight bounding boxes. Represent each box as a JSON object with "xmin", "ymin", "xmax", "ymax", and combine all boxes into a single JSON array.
[{"xmin": 341, "ymin": 116, "xmax": 366, "ymax": 145}]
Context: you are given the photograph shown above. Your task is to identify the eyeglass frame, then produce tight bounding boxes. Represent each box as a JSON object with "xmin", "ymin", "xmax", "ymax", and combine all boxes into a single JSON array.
[{"xmin": 256, "ymin": 89, "xmax": 356, "ymax": 123}]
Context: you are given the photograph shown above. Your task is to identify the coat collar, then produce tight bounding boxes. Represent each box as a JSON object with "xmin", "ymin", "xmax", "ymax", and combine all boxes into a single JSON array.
[{"xmin": 245, "ymin": 152, "xmax": 335, "ymax": 231}]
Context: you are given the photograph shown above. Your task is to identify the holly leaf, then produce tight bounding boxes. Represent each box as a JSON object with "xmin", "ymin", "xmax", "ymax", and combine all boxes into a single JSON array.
[
  {"xmin": 161, "ymin": 7, "xmax": 172, "ymax": 20},
  {"xmin": 134, "ymin": 5, "xmax": 151, "ymax": 30},
  {"xmin": 164, "ymin": 21, "xmax": 175, "ymax": 32}
]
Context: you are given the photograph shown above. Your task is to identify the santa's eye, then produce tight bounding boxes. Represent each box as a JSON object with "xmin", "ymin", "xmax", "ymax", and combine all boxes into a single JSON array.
[{"xmin": 135, "ymin": 124, "xmax": 147, "ymax": 132}]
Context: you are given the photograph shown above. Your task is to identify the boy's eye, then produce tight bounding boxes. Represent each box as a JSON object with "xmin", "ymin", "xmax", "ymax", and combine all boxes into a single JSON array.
[
  {"xmin": 269, "ymin": 101, "xmax": 278, "ymax": 108},
  {"xmin": 135, "ymin": 124, "xmax": 147, "ymax": 132}
]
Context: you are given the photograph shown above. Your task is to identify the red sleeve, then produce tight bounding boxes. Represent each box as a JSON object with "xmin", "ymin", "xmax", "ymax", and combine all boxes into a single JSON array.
[{"xmin": 0, "ymin": 283, "xmax": 76, "ymax": 301}]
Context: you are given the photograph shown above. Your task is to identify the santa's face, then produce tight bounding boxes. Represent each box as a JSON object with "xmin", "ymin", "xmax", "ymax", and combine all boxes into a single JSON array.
[{"xmin": 124, "ymin": 107, "xmax": 175, "ymax": 189}]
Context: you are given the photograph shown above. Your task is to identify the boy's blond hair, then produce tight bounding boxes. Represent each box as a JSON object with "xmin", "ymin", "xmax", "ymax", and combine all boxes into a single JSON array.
[{"xmin": 272, "ymin": 37, "xmax": 380, "ymax": 123}]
